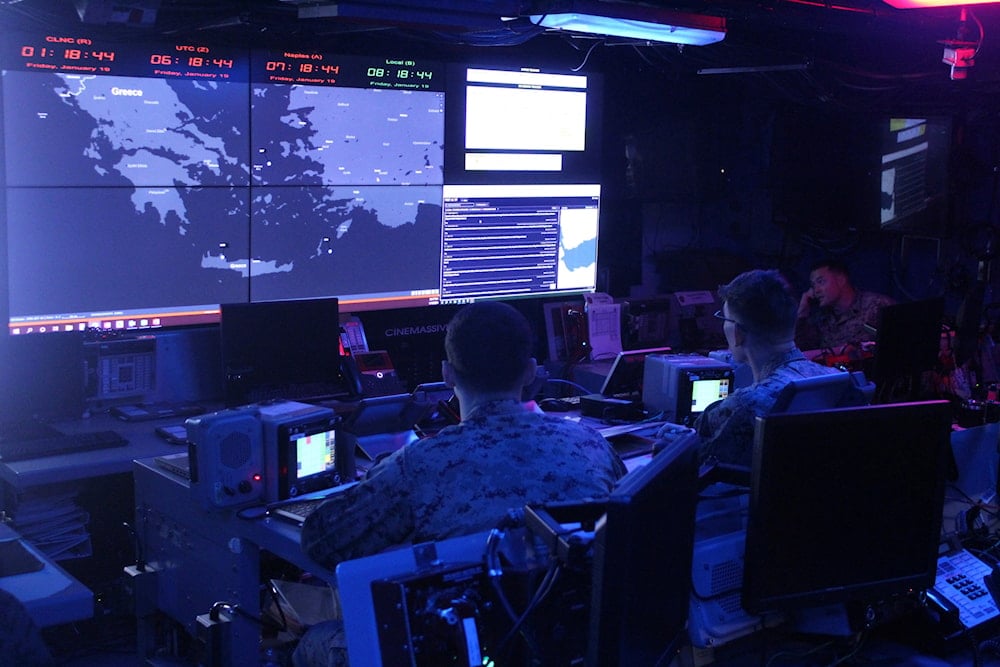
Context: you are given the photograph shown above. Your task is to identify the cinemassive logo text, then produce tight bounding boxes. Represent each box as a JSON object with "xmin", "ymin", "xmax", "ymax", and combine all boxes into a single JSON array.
[{"xmin": 383, "ymin": 324, "xmax": 447, "ymax": 337}]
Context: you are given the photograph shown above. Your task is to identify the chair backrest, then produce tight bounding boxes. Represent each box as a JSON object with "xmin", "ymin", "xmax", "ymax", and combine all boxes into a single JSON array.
[
  {"xmin": 769, "ymin": 371, "xmax": 872, "ymax": 415},
  {"xmin": 336, "ymin": 531, "xmax": 491, "ymax": 667}
]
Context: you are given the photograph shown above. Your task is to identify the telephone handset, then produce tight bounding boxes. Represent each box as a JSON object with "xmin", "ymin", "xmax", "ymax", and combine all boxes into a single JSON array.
[
  {"xmin": 340, "ymin": 315, "xmax": 369, "ymax": 353},
  {"xmin": 339, "ymin": 315, "xmax": 369, "ymax": 398},
  {"xmin": 339, "ymin": 353, "xmax": 364, "ymax": 398}
]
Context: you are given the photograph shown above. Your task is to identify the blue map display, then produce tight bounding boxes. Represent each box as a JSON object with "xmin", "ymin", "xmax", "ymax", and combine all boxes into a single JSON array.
[
  {"xmin": 560, "ymin": 236, "xmax": 597, "ymax": 273},
  {"xmin": 251, "ymin": 83, "xmax": 444, "ymax": 186},
  {"xmin": 3, "ymin": 72, "xmax": 250, "ymax": 188},
  {"xmin": 249, "ymin": 185, "xmax": 442, "ymax": 302},
  {"xmin": 248, "ymin": 83, "xmax": 444, "ymax": 302},
  {"xmin": 2, "ymin": 69, "xmax": 445, "ymax": 321}
]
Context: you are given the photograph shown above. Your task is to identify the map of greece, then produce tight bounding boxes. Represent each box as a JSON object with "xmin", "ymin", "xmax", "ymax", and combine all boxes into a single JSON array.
[
  {"xmin": 251, "ymin": 83, "xmax": 444, "ymax": 186},
  {"xmin": 1, "ymin": 70, "xmax": 444, "ymax": 317}
]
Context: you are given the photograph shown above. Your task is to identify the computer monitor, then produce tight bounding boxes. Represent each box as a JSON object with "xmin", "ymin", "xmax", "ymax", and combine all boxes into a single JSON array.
[
  {"xmin": 340, "ymin": 393, "xmax": 426, "ymax": 438},
  {"xmin": 878, "ymin": 117, "xmax": 952, "ymax": 235},
  {"xmin": 771, "ymin": 111, "xmax": 950, "ymax": 237},
  {"xmin": 3, "ymin": 45, "xmax": 607, "ymax": 335},
  {"xmin": 444, "ymin": 65, "xmax": 603, "ymax": 184},
  {"xmin": 523, "ymin": 430, "xmax": 700, "ymax": 666},
  {"xmin": 0, "ymin": 331, "xmax": 85, "ymax": 424},
  {"xmin": 743, "ymin": 400, "xmax": 951, "ymax": 617},
  {"xmin": 872, "ymin": 297, "xmax": 944, "ymax": 402},
  {"xmin": 642, "ymin": 354, "xmax": 734, "ymax": 423},
  {"xmin": 248, "ymin": 49, "xmax": 447, "ymax": 312},
  {"xmin": 275, "ymin": 413, "xmax": 356, "ymax": 500},
  {"xmin": 588, "ymin": 430, "xmax": 700, "ymax": 665},
  {"xmin": 220, "ymin": 297, "xmax": 346, "ymax": 406},
  {"xmin": 439, "ymin": 183, "xmax": 601, "ymax": 304},
  {"xmin": 2, "ymin": 39, "xmax": 251, "ymax": 337},
  {"xmin": 599, "ymin": 346, "xmax": 672, "ymax": 398}
]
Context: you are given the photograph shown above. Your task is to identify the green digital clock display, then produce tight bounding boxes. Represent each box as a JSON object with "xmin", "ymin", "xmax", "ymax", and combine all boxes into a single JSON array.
[{"xmin": 366, "ymin": 66, "xmax": 434, "ymax": 81}]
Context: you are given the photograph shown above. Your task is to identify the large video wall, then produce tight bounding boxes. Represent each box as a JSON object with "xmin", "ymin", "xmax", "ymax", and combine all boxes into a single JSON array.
[{"xmin": 0, "ymin": 30, "xmax": 602, "ymax": 335}]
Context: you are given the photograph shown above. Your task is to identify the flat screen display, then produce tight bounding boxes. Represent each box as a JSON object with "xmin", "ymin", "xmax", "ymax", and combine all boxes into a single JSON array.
[
  {"xmin": 1, "ymin": 32, "xmax": 603, "ymax": 335},
  {"xmin": 0, "ymin": 33, "xmax": 450, "ymax": 333},
  {"xmin": 1, "ymin": 42, "xmax": 252, "ymax": 334},
  {"xmin": 744, "ymin": 400, "xmax": 951, "ymax": 614},
  {"xmin": 440, "ymin": 183, "xmax": 600, "ymax": 303},
  {"xmin": 445, "ymin": 64, "xmax": 602, "ymax": 184},
  {"xmin": 294, "ymin": 425, "xmax": 337, "ymax": 481},
  {"xmin": 220, "ymin": 297, "xmax": 343, "ymax": 406},
  {"xmin": 879, "ymin": 117, "xmax": 951, "ymax": 234},
  {"xmin": 277, "ymin": 414, "xmax": 356, "ymax": 500},
  {"xmin": 771, "ymin": 110, "xmax": 951, "ymax": 236},
  {"xmin": 589, "ymin": 429, "xmax": 700, "ymax": 664},
  {"xmin": 689, "ymin": 377, "xmax": 729, "ymax": 414},
  {"xmin": 465, "ymin": 68, "xmax": 586, "ymax": 156}
]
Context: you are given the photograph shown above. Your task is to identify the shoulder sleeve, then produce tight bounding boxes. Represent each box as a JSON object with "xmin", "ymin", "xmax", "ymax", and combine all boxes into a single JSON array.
[
  {"xmin": 300, "ymin": 451, "xmax": 415, "ymax": 571},
  {"xmin": 566, "ymin": 420, "xmax": 628, "ymax": 482},
  {"xmin": 693, "ymin": 392, "xmax": 757, "ymax": 468}
]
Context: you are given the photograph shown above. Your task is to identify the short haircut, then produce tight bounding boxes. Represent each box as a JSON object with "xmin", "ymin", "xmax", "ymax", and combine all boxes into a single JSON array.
[
  {"xmin": 809, "ymin": 258, "xmax": 850, "ymax": 279},
  {"xmin": 718, "ymin": 269, "xmax": 798, "ymax": 344},
  {"xmin": 445, "ymin": 301, "xmax": 534, "ymax": 393}
]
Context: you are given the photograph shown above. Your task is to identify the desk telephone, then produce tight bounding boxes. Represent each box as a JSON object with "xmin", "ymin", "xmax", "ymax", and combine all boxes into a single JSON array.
[
  {"xmin": 927, "ymin": 548, "xmax": 1000, "ymax": 633},
  {"xmin": 339, "ymin": 316, "xmax": 367, "ymax": 397},
  {"xmin": 339, "ymin": 316, "xmax": 406, "ymax": 398}
]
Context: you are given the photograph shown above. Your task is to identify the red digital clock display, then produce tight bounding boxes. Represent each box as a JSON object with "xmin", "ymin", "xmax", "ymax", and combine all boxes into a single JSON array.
[
  {"xmin": 265, "ymin": 61, "xmax": 340, "ymax": 75},
  {"xmin": 9, "ymin": 33, "xmax": 245, "ymax": 80},
  {"xmin": 150, "ymin": 54, "xmax": 235, "ymax": 68},
  {"xmin": 19, "ymin": 45, "xmax": 116, "ymax": 62},
  {"xmin": 147, "ymin": 44, "xmax": 240, "ymax": 79}
]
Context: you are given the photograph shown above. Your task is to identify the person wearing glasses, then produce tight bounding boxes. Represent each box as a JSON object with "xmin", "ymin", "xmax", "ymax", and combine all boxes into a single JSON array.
[
  {"xmin": 795, "ymin": 258, "xmax": 895, "ymax": 351},
  {"xmin": 658, "ymin": 269, "xmax": 841, "ymax": 468}
]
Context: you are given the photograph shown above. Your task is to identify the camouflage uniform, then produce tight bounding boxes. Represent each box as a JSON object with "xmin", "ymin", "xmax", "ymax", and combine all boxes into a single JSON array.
[
  {"xmin": 302, "ymin": 399, "xmax": 626, "ymax": 568},
  {"xmin": 693, "ymin": 349, "xmax": 842, "ymax": 468},
  {"xmin": 799, "ymin": 291, "xmax": 896, "ymax": 350},
  {"xmin": 293, "ymin": 399, "xmax": 625, "ymax": 667}
]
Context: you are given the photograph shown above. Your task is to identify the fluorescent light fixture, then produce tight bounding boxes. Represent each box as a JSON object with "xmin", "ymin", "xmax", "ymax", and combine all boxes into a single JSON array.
[
  {"xmin": 882, "ymin": 0, "xmax": 998, "ymax": 7},
  {"xmin": 529, "ymin": 4, "xmax": 725, "ymax": 45}
]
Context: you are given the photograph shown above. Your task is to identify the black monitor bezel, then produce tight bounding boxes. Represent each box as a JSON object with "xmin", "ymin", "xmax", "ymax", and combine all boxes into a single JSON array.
[
  {"xmin": 743, "ymin": 400, "xmax": 951, "ymax": 615},
  {"xmin": 675, "ymin": 367, "xmax": 733, "ymax": 423},
  {"xmin": 872, "ymin": 296, "xmax": 944, "ymax": 393},
  {"xmin": 587, "ymin": 431, "xmax": 700, "ymax": 665},
  {"xmin": 276, "ymin": 413, "xmax": 355, "ymax": 499},
  {"xmin": 219, "ymin": 297, "xmax": 343, "ymax": 407}
]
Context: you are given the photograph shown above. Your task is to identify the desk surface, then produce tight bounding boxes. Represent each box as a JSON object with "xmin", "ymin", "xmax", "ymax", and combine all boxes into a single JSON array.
[
  {"xmin": 0, "ymin": 412, "xmax": 189, "ymax": 490},
  {"xmin": 0, "ymin": 524, "xmax": 92, "ymax": 627},
  {"xmin": 129, "ymin": 421, "xmax": 1000, "ymax": 667}
]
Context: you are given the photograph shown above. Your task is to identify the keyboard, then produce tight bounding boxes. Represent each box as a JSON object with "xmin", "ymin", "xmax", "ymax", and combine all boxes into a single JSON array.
[
  {"xmin": 154, "ymin": 452, "xmax": 191, "ymax": 480},
  {"xmin": 270, "ymin": 482, "xmax": 358, "ymax": 524},
  {"xmin": 0, "ymin": 430, "xmax": 128, "ymax": 462},
  {"xmin": 271, "ymin": 497, "xmax": 328, "ymax": 524}
]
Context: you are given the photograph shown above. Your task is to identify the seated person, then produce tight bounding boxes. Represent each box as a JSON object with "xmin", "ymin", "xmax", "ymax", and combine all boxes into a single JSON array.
[
  {"xmin": 796, "ymin": 258, "xmax": 895, "ymax": 351},
  {"xmin": 294, "ymin": 301, "xmax": 627, "ymax": 667},
  {"xmin": 658, "ymin": 269, "xmax": 842, "ymax": 469}
]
